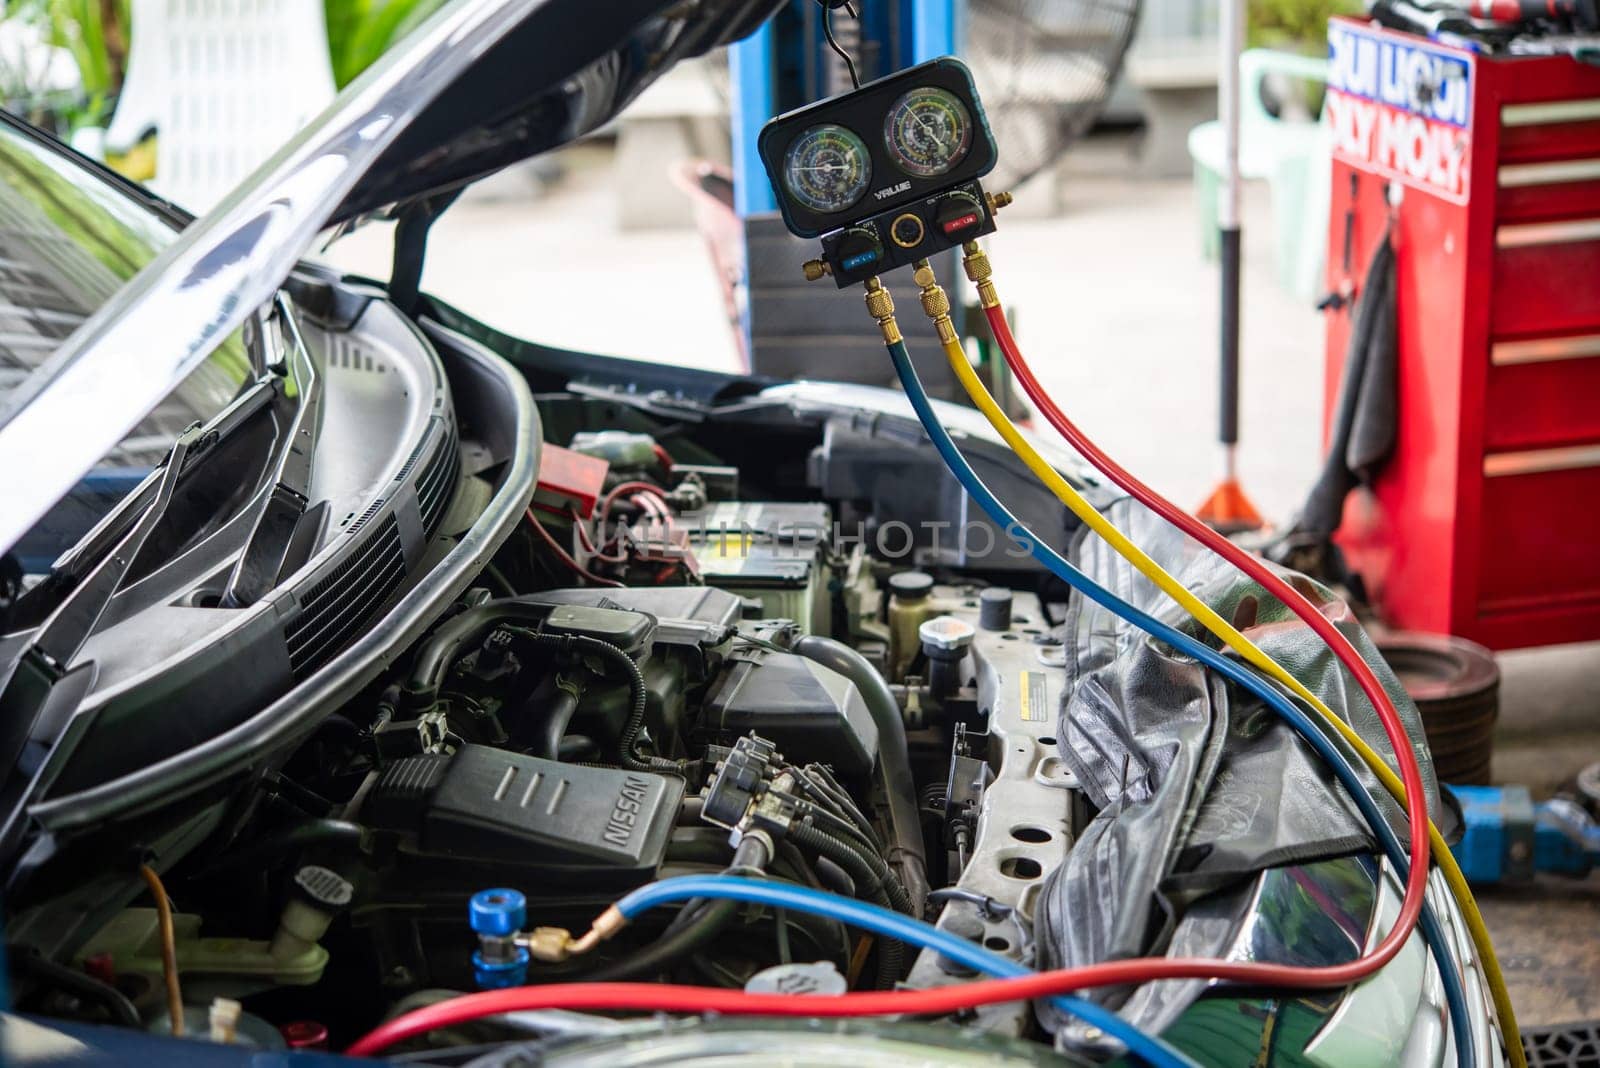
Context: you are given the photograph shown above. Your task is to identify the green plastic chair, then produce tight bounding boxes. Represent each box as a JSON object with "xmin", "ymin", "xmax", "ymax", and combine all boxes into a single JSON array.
[{"xmin": 1188, "ymin": 49, "xmax": 1331, "ymax": 303}]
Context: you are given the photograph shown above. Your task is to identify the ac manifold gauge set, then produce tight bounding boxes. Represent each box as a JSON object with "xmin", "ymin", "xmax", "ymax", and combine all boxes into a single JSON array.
[{"xmin": 758, "ymin": 57, "xmax": 1007, "ymax": 285}]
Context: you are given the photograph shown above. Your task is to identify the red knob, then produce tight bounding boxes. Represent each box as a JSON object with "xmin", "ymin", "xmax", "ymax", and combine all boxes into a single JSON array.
[{"xmin": 281, "ymin": 1020, "xmax": 329, "ymax": 1050}]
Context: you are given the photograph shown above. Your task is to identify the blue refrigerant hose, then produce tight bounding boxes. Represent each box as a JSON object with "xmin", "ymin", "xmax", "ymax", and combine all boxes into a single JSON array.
[
  {"xmin": 882, "ymin": 338, "xmax": 1477, "ymax": 1065},
  {"xmin": 613, "ymin": 874, "xmax": 1199, "ymax": 1068}
]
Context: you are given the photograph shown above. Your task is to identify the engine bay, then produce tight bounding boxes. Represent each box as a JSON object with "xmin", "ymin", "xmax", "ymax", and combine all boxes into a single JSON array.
[
  {"xmin": 0, "ymin": 13, "xmax": 1506, "ymax": 1060},
  {"xmin": 3, "ymin": 391, "xmax": 1108, "ymax": 1058}
]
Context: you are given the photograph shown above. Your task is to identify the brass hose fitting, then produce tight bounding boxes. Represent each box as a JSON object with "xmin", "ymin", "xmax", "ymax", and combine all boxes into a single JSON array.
[
  {"xmin": 985, "ymin": 190, "xmax": 1013, "ymax": 215},
  {"xmin": 802, "ymin": 259, "xmax": 831, "ymax": 281},
  {"xmin": 519, "ymin": 926, "xmax": 580, "ymax": 963},
  {"xmin": 912, "ymin": 260, "xmax": 958, "ymax": 345},
  {"xmin": 521, "ymin": 904, "xmax": 628, "ymax": 962},
  {"xmin": 862, "ymin": 277, "xmax": 902, "ymax": 345},
  {"xmin": 960, "ymin": 241, "xmax": 999, "ymax": 310}
]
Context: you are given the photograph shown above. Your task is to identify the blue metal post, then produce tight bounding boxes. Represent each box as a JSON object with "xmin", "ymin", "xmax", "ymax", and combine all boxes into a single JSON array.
[
  {"xmin": 909, "ymin": 0, "xmax": 958, "ymax": 62},
  {"xmin": 731, "ymin": 0, "xmax": 961, "ymax": 369},
  {"xmin": 730, "ymin": 21, "xmax": 778, "ymax": 217}
]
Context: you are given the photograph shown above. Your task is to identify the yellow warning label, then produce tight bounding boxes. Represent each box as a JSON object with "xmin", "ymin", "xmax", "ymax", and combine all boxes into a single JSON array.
[
  {"xmin": 705, "ymin": 533, "xmax": 753, "ymax": 559},
  {"xmin": 699, "ymin": 533, "xmax": 752, "ymax": 575},
  {"xmin": 1019, "ymin": 671, "xmax": 1049, "ymax": 723}
]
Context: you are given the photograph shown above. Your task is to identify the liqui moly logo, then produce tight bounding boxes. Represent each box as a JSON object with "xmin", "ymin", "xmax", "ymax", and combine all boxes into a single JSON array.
[{"xmin": 1325, "ymin": 22, "xmax": 1474, "ymax": 203}]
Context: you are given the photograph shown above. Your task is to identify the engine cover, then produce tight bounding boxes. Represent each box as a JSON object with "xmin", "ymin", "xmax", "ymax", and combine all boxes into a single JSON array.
[{"xmin": 359, "ymin": 745, "xmax": 682, "ymax": 884}]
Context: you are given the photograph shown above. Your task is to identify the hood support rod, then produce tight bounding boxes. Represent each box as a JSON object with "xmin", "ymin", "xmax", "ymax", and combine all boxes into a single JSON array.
[{"xmin": 389, "ymin": 190, "xmax": 463, "ymax": 317}]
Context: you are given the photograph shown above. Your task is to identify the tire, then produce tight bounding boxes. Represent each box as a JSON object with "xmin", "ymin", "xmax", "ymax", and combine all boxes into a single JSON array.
[{"xmin": 1372, "ymin": 631, "xmax": 1499, "ymax": 786}]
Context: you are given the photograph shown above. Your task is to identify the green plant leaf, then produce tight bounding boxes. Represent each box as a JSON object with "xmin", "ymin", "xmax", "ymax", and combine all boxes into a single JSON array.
[{"xmin": 331, "ymin": 0, "xmax": 450, "ymax": 88}]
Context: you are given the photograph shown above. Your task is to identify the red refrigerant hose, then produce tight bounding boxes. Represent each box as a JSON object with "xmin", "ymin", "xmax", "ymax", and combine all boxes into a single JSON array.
[
  {"xmin": 977, "ymin": 296, "xmax": 1439, "ymax": 918},
  {"xmin": 979, "ymin": 299, "xmax": 1431, "ymax": 815},
  {"xmin": 975, "ymin": 282, "xmax": 1551, "ymax": 1065},
  {"xmin": 347, "ymin": 924, "xmax": 1445, "ymax": 1061}
]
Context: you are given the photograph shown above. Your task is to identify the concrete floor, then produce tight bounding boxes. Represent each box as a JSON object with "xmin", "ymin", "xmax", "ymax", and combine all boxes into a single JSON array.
[
  {"xmin": 1482, "ymin": 640, "xmax": 1600, "ymax": 1033},
  {"xmin": 324, "ymin": 137, "xmax": 1600, "ymax": 1035}
]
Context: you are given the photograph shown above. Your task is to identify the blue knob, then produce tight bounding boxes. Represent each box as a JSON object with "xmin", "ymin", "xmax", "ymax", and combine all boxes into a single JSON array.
[
  {"xmin": 469, "ymin": 888, "xmax": 526, "ymax": 936},
  {"xmin": 473, "ymin": 946, "xmax": 530, "ymax": 989}
]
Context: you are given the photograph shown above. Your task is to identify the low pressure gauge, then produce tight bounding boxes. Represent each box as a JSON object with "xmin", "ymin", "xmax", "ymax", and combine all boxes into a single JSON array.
[
  {"xmin": 782, "ymin": 124, "xmax": 872, "ymax": 214},
  {"xmin": 884, "ymin": 87, "xmax": 973, "ymax": 178}
]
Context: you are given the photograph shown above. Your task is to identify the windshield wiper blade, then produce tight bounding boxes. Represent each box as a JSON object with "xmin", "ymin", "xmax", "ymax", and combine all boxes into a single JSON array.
[
  {"xmin": 27, "ymin": 425, "xmax": 201, "ymax": 675},
  {"xmin": 0, "ymin": 423, "xmax": 201, "ymax": 767},
  {"xmin": 223, "ymin": 296, "xmax": 323, "ymax": 607}
]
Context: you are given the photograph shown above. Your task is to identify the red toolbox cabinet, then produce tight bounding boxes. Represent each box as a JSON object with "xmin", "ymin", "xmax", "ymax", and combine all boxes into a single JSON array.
[{"xmin": 1324, "ymin": 17, "xmax": 1600, "ymax": 650}]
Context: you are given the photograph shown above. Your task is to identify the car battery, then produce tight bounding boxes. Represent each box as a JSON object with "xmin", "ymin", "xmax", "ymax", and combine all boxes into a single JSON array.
[
  {"xmin": 682, "ymin": 502, "xmax": 832, "ymax": 634},
  {"xmin": 1323, "ymin": 17, "xmax": 1600, "ymax": 649}
]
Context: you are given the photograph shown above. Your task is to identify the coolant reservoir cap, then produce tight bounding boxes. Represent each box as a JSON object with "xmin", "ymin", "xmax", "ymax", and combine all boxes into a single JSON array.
[{"xmin": 919, "ymin": 615, "xmax": 976, "ymax": 653}]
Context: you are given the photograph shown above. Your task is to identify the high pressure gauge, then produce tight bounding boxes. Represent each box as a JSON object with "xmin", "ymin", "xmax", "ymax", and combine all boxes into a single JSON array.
[
  {"xmin": 883, "ymin": 87, "xmax": 972, "ymax": 178},
  {"xmin": 781, "ymin": 124, "xmax": 872, "ymax": 214}
]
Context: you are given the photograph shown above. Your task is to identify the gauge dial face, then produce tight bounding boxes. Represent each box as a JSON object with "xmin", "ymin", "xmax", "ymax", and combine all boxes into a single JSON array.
[
  {"xmin": 782, "ymin": 124, "xmax": 872, "ymax": 214},
  {"xmin": 884, "ymin": 87, "xmax": 973, "ymax": 178}
]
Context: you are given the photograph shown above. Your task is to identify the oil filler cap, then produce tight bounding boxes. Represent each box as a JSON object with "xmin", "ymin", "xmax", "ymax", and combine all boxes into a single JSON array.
[{"xmin": 745, "ymin": 960, "xmax": 847, "ymax": 996}]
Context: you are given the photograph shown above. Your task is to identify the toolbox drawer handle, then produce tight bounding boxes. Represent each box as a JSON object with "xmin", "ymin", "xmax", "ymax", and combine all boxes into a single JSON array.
[
  {"xmin": 1497, "ymin": 217, "xmax": 1600, "ymax": 249},
  {"xmin": 1502, "ymin": 98, "xmax": 1600, "ymax": 127},
  {"xmin": 1500, "ymin": 158, "xmax": 1600, "ymax": 188},
  {"xmin": 1492, "ymin": 333, "xmax": 1600, "ymax": 366},
  {"xmin": 1504, "ymin": 97, "xmax": 1600, "ymax": 126},
  {"xmin": 1485, "ymin": 444, "xmax": 1600, "ymax": 477}
]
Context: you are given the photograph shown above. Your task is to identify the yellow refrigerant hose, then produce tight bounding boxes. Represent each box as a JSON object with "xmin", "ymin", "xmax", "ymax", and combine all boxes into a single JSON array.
[{"xmin": 907, "ymin": 261, "xmax": 1521, "ymax": 1068}]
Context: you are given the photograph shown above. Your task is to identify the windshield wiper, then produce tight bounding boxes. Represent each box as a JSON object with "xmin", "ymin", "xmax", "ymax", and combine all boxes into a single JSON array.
[
  {"xmin": 0, "ymin": 424, "xmax": 202, "ymax": 768},
  {"xmin": 223, "ymin": 295, "xmax": 323, "ymax": 607}
]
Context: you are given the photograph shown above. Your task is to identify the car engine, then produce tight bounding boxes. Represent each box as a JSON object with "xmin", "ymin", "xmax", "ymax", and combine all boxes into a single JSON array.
[{"xmin": 6, "ymin": 416, "xmax": 1092, "ymax": 1057}]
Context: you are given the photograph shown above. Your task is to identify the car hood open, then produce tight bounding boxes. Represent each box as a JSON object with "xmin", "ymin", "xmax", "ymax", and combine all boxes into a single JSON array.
[{"xmin": 0, "ymin": 0, "xmax": 779, "ymax": 554}]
